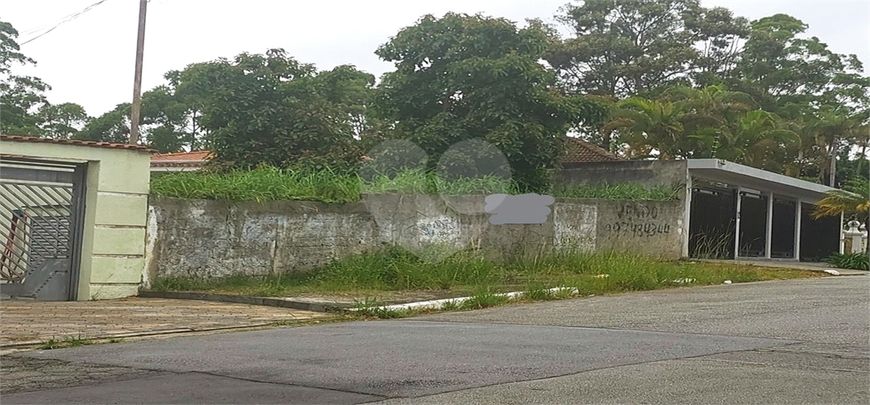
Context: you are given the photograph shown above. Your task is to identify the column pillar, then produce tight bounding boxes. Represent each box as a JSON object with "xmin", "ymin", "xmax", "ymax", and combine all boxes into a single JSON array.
[
  {"xmin": 794, "ymin": 200, "xmax": 801, "ymax": 261},
  {"xmin": 764, "ymin": 193, "xmax": 774, "ymax": 259}
]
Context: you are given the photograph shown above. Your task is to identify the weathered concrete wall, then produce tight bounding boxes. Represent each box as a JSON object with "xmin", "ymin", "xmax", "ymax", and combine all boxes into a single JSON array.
[
  {"xmin": 557, "ymin": 160, "xmax": 689, "ymax": 188},
  {"xmin": 147, "ymin": 194, "xmax": 684, "ymax": 281},
  {"xmin": 595, "ymin": 200, "xmax": 685, "ymax": 255}
]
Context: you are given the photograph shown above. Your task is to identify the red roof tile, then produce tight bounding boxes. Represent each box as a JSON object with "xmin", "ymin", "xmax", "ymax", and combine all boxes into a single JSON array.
[
  {"xmin": 151, "ymin": 150, "xmax": 212, "ymax": 162},
  {"xmin": 0, "ymin": 134, "xmax": 152, "ymax": 152},
  {"xmin": 561, "ymin": 137, "xmax": 622, "ymax": 164},
  {"xmin": 150, "ymin": 150, "xmax": 211, "ymax": 167}
]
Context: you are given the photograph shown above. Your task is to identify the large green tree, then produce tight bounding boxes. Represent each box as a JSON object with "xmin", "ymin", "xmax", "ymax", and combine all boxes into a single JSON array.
[
  {"xmin": 375, "ymin": 13, "xmax": 603, "ymax": 190},
  {"xmin": 547, "ymin": 0, "xmax": 748, "ymax": 150},
  {"xmin": 76, "ymin": 103, "xmax": 130, "ymax": 144},
  {"xmin": 1, "ymin": 20, "xmax": 89, "ymax": 138},
  {"xmin": 176, "ymin": 49, "xmax": 375, "ymax": 168},
  {"xmin": 1, "ymin": 20, "xmax": 50, "ymax": 135},
  {"xmin": 548, "ymin": 0, "xmax": 748, "ymax": 98},
  {"xmin": 37, "ymin": 102, "xmax": 89, "ymax": 139}
]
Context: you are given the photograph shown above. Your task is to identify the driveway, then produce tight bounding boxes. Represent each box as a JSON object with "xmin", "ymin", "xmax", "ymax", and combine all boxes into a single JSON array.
[
  {"xmin": 0, "ymin": 298, "xmax": 328, "ymax": 348},
  {"xmin": 2, "ymin": 276, "xmax": 867, "ymax": 404}
]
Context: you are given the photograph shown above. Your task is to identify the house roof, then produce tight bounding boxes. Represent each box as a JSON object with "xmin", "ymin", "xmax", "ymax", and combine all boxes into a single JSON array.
[
  {"xmin": 150, "ymin": 150, "xmax": 211, "ymax": 168},
  {"xmin": 561, "ymin": 137, "xmax": 622, "ymax": 165},
  {"xmin": 1, "ymin": 134, "xmax": 152, "ymax": 152}
]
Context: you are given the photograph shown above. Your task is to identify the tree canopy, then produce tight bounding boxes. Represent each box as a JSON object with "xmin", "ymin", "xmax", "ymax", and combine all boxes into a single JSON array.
[
  {"xmin": 374, "ymin": 13, "xmax": 604, "ymax": 190},
  {"xmin": 1, "ymin": 2, "xmax": 867, "ymax": 188}
]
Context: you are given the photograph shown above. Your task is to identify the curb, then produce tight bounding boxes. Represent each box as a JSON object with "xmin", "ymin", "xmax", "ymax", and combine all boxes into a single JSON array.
[
  {"xmin": 363, "ymin": 287, "xmax": 579, "ymax": 312},
  {"xmin": 138, "ymin": 290, "xmax": 351, "ymax": 312},
  {"xmin": 0, "ymin": 322, "xmax": 279, "ymax": 350}
]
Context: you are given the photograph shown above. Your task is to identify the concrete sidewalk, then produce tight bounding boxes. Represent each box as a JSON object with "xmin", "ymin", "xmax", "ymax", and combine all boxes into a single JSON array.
[{"xmin": 0, "ymin": 298, "xmax": 328, "ymax": 348}]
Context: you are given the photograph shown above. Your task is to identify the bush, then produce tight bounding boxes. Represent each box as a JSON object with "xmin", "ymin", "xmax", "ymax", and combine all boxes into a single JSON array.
[{"xmin": 825, "ymin": 253, "xmax": 870, "ymax": 271}]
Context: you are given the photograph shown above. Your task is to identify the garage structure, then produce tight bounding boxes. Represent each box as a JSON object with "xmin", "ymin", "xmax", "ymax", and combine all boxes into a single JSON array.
[
  {"xmin": 686, "ymin": 159, "xmax": 839, "ymax": 262},
  {"xmin": 558, "ymin": 159, "xmax": 841, "ymax": 263},
  {"xmin": 1, "ymin": 135, "xmax": 151, "ymax": 300}
]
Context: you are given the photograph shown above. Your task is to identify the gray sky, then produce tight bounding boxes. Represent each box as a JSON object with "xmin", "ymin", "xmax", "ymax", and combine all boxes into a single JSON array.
[{"xmin": 6, "ymin": 0, "xmax": 870, "ymax": 116}]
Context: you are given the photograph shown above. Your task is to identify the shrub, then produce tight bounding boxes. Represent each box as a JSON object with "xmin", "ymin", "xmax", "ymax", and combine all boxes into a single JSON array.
[{"xmin": 825, "ymin": 253, "xmax": 870, "ymax": 271}]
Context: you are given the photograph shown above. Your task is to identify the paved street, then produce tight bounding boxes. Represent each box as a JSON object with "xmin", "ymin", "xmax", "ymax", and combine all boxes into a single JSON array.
[{"xmin": 2, "ymin": 276, "xmax": 868, "ymax": 404}]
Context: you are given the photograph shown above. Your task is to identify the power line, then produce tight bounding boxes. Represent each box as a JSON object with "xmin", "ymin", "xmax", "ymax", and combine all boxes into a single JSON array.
[{"xmin": 20, "ymin": 0, "xmax": 115, "ymax": 46}]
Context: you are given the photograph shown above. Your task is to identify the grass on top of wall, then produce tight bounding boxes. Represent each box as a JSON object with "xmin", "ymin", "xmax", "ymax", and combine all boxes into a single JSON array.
[
  {"xmin": 150, "ymin": 166, "xmax": 362, "ymax": 203},
  {"xmin": 151, "ymin": 247, "xmax": 821, "ymax": 299},
  {"xmin": 150, "ymin": 166, "xmax": 680, "ymax": 203},
  {"xmin": 553, "ymin": 183, "xmax": 681, "ymax": 201}
]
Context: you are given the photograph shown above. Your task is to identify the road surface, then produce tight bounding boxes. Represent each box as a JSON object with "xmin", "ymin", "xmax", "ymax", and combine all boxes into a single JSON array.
[{"xmin": 2, "ymin": 276, "xmax": 867, "ymax": 404}]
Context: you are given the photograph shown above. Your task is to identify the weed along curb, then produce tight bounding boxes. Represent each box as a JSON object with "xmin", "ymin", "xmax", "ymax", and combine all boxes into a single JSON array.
[
  {"xmin": 357, "ymin": 287, "xmax": 581, "ymax": 313},
  {"xmin": 138, "ymin": 290, "xmax": 351, "ymax": 312},
  {"xmin": 139, "ymin": 288, "xmax": 582, "ymax": 314}
]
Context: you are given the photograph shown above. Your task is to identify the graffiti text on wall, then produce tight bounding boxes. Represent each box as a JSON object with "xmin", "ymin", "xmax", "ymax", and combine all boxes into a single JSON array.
[{"xmin": 604, "ymin": 203, "xmax": 671, "ymax": 237}]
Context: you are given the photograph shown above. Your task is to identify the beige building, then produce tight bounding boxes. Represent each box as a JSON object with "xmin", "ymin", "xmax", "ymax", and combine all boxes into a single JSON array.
[{"xmin": 1, "ymin": 135, "xmax": 151, "ymax": 300}]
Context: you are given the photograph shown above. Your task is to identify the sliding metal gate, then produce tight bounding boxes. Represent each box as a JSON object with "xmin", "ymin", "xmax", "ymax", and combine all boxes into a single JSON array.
[{"xmin": 0, "ymin": 157, "xmax": 86, "ymax": 300}]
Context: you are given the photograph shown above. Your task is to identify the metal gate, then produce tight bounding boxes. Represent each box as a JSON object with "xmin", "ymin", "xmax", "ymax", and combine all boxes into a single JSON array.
[{"xmin": 0, "ymin": 157, "xmax": 86, "ymax": 300}]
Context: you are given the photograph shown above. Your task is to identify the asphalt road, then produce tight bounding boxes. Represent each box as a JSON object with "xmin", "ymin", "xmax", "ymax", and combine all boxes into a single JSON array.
[{"xmin": 2, "ymin": 276, "xmax": 868, "ymax": 404}]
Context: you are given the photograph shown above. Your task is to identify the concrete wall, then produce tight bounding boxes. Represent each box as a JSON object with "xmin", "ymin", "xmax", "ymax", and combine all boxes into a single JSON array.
[
  {"xmin": 147, "ymin": 195, "xmax": 684, "ymax": 281},
  {"xmin": 557, "ymin": 160, "xmax": 689, "ymax": 188},
  {"xmin": 0, "ymin": 139, "xmax": 151, "ymax": 299}
]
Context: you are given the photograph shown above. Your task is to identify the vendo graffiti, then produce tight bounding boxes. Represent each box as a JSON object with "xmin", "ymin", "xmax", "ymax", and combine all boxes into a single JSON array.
[{"xmin": 605, "ymin": 203, "xmax": 671, "ymax": 237}]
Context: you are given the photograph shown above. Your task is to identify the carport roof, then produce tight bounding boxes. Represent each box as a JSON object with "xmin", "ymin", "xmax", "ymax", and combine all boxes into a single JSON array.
[{"xmin": 688, "ymin": 159, "xmax": 836, "ymax": 202}]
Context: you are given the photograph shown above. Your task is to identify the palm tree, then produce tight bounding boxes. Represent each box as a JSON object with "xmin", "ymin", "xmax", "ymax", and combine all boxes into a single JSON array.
[
  {"xmin": 814, "ymin": 177, "xmax": 870, "ymax": 254},
  {"xmin": 663, "ymin": 85, "xmax": 756, "ymax": 125},
  {"xmin": 715, "ymin": 110, "xmax": 800, "ymax": 172},
  {"xmin": 808, "ymin": 109, "xmax": 865, "ymax": 186},
  {"xmin": 602, "ymin": 98, "xmax": 688, "ymax": 159}
]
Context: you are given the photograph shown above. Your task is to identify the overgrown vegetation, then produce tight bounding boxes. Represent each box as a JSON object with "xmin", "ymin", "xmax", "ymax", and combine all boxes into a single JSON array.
[
  {"xmin": 825, "ymin": 253, "xmax": 870, "ymax": 271},
  {"xmin": 150, "ymin": 167, "xmax": 680, "ymax": 203},
  {"xmin": 152, "ymin": 247, "xmax": 820, "ymax": 299},
  {"xmin": 150, "ymin": 166, "xmax": 362, "ymax": 203},
  {"xmin": 553, "ymin": 183, "xmax": 681, "ymax": 201}
]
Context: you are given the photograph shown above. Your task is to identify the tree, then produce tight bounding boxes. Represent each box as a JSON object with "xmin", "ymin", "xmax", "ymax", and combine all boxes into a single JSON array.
[
  {"xmin": 813, "ymin": 177, "xmax": 870, "ymax": 254},
  {"xmin": 602, "ymin": 97, "xmax": 690, "ymax": 159},
  {"xmin": 733, "ymin": 14, "xmax": 869, "ymax": 115},
  {"xmin": 685, "ymin": 7, "xmax": 750, "ymax": 86},
  {"xmin": 37, "ymin": 102, "xmax": 89, "ymax": 139},
  {"xmin": 140, "ymin": 85, "xmax": 190, "ymax": 152},
  {"xmin": 549, "ymin": 0, "xmax": 748, "ymax": 98},
  {"xmin": 806, "ymin": 108, "xmax": 867, "ymax": 186},
  {"xmin": 548, "ymin": 1, "xmax": 748, "ymax": 150},
  {"xmin": 0, "ymin": 20, "xmax": 49, "ymax": 135},
  {"xmin": 76, "ymin": 103, "xmax": 131, "ymax": 143},
  {"xmin": 375, "ymin": 13, "xmax": 602, "ymax": 190},
  {"xmin": 1, "ymin": 20, "xmax": 92, "ymax": 138},
  {"xmin": 173, "ymin": 49, "xmax": 375, "ymax": 168},
  {"xmin": 713, "ymin": 109, "xmax": 799, "ymax": 172}
]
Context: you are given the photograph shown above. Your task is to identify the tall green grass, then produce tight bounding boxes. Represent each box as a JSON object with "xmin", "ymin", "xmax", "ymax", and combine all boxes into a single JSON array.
[
  {"xmin": 151, "ymin": 167, "xmax": 679, "ymax": 203},
  {"xmin": 152, "ymin": 247, "xmax": 819, "ymax": 297},
  {"xmin": 553, "ymin": 183, "xmax": 681, "ymax": 201},
  {"xmin": 150, "ymin": 166, "xmax": 361, "ymax": 203}
]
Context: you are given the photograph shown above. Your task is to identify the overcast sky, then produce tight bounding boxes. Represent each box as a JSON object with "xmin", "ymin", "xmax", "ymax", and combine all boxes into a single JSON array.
[{"xmin": 5, "ymin": 0, "xmax": 870, "ymax": 116}]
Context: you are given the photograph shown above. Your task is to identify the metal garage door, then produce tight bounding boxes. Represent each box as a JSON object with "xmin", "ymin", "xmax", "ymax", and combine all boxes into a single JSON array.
[{"xmin": 0, "ymin": 157, "xmax": 86, "ymax": 301}]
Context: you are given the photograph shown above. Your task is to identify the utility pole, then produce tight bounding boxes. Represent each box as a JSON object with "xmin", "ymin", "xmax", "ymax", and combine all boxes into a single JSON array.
[{"xmin": 129, "ymin": 0, "xmax": 148, "ymax": 145}]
